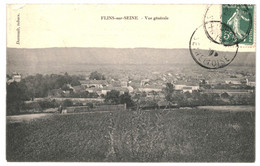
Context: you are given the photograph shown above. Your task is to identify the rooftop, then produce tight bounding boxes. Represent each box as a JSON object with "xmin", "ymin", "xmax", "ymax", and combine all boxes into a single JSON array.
[{"xmin": 80, "ymin": 80, "xmax": 108, "ymax": 85}]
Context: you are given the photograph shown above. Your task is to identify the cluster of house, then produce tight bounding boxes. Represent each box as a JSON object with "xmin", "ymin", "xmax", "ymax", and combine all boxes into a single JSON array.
[
  {"xmin": 47, "ymin": 76, "xmax": 203, "ymax": 98},
  {"xmin": 6, "ymin": 72, "xmax": 22, "ymax": 85},
  {"xmin": 203, "ymin": 77, "xmax": 256, "ymax": 87},
  {"xmin": 7, "ymin": 70, "xmax": 256, "ymax": 99},
  {"xmin": 77, "ymin": 79, "xmax": 131, "ymax": 95}
]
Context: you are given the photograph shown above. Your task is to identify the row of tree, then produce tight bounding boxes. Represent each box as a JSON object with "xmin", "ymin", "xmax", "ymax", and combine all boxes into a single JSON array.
[
  {"xmin": 16, "ymin": 71, "xmax": 106, "ymax": 100},
  {"xmin": 21, "ymin": 73, "xmax": 82, "ymax": 99}
]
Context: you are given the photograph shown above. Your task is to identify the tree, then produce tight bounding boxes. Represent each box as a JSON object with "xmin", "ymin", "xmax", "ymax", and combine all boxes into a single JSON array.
[
  {"xmin": 221, "ymin": 92, "xmax": 230, "ymax": 99},
  {"xmin": 86, "ymin": 103, "xmax": 94, "ymax": 108},
  {"xmin": 119, "ymin": 92, "xmax": 134, "ymax": 108},
  {"xmin": 105, "ymin": 90, "xmax": 120, "ymax": 104},
  {"xmin": 6, "ymin": 74, "xmax": 12, "ymax": 79},
  {"xmin": 37, "ymin": 99, "xmax": 59, "ymax": 110},
  {"xmin": 132, "ymin": 92, "xmax": 147, "ymax": 110},
  {"xmin": 21, "ymin": 73, "xmax": 82, "ymax": 98},
  {"xmin": 151, "ymin": 90, "xmax": 158, "ymax": 101},
  {"xmin": 89, "ymin": 71, "xmax": 105, "ymax": 80},
  {"xmin": 6, "ymin": 82, "xmax": 30, "ymax": 115},
  {"xmin": 61, "ymin": 84, "xmax": 71, "ymax": 91},
  {"xmin": 62, "ymin": 99, "xmax": 73, "ymax": 108},
  {"xmin": 162, "ymin": 83, "xmax": 175, "ymax": 106},
  {"xmin": 183, "ymin": 91, "xmax": 192, "ymax": 98},
  {"xmin": 88, "ymin": 92, "xmax": 99, "ymax": 98},
  {"xmin": 70, "ymin": 77, "xmax": 81, "ymax": 86}
]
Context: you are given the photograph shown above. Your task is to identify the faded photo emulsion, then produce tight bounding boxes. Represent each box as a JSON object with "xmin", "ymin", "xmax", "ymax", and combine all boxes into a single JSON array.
[{"xmin": 6, "ymin": 4, "xmax": 255, "ymax": 162}]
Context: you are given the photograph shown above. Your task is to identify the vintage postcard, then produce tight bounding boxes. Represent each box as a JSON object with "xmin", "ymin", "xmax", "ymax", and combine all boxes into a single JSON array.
[{"xmin": 6, "ymin": 4, "xmax": 255, "ymax": 162}]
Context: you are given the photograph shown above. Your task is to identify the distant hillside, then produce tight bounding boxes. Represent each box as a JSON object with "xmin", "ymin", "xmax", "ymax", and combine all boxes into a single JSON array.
[
  {"xmin": 7, "ymin": 47, "xmax": 255, "ymax": 74},
  {"xmin": 7, "ymin": 47, "xmax": 195, "ymax": 65}
]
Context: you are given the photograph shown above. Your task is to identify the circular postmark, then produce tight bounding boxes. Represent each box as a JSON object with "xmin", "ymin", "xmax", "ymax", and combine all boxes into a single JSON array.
[
  {"xmin": 189, "ymin": 22, "xmax": 238, "ymax": 69},
  {"xmin": 204, "ymin": 4, "xmax": 252, "ymax": 46}
]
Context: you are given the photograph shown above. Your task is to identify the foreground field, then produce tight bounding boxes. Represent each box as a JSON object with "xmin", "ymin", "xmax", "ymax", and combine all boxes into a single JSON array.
[{"xmin": 6, "ymin": 108, "xmax": 255, "ymax": 162}]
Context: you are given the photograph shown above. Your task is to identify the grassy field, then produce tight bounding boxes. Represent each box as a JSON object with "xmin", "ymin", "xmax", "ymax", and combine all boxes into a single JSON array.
[{"xmin": 6, "ymin": 108, "xmax": 255, "ymax": 162}]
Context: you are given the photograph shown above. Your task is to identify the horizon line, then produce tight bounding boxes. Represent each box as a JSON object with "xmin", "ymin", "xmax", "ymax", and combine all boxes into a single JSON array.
[{"xmin": 6, "ymin": 47, "xmax": 255, "ymax": 53}]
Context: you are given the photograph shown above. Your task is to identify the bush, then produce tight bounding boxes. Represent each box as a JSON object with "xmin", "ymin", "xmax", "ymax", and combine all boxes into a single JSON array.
[
  {"xmin": 119, "ymin": 92, "xmax": 134, "ymax": 108},
  {"xmin": 38, "ymin": 99, "xmax": 59, "ymax": 110},
  {"xmin": 89, "ymin": 71, "xmax": 105, "ymax": 80},
  {"xmin": 86, "ymin": 103, "xmax": 94, "ymax": 108},
  {"xmin": 74, "ymin": 102, "xmax": 84, "ymax": 106},
  {"xmin": 21, "ymin": 102, "xmax": 42, "ymax": 112},
  {"xmin": 62, "ymin": 99, "xmax": 73, "ymax": 108}
]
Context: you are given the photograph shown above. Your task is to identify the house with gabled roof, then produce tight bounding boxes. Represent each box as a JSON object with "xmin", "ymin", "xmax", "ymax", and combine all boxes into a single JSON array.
[
  {"xmin": 72, "ymin": 85, "xmax": 86, "ymax": 93},
  {"xmin": 101, "ymin": 86, "xmax": 129, "ymax": 95},
  {"xmin": 79, "ymin": 80, "xmax": 108, "ymax": 88},
  {"xmin": 225, "ymin": 78, "xmax": 242, "ymax": 85},
  {"xmin": 174, "ymin": 81, "xmax": 199, "ymax": 93},
  {"xmin": 138, "ymin": 85, "xmax": 161, "ymax": 93},
  {"xmin": 246, "ymin": 77, "xmax": 255, "ymax": 87}
]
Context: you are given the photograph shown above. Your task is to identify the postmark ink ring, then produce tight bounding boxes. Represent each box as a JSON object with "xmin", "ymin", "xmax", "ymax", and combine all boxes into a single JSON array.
[{"xmin": 189, "ymin": 21, "xmax": 238, "ymax": 69}]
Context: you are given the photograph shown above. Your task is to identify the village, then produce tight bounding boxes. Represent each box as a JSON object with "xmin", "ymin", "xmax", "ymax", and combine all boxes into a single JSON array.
[{"xmin": 6, "ymin": 64, "xmax": 255, "ymax": 115}]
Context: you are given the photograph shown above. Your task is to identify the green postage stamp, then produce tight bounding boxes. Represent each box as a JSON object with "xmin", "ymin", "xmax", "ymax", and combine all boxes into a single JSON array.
[{"xmin": 222, "ymin": 4, "xmax": 254, "ymax": 45}]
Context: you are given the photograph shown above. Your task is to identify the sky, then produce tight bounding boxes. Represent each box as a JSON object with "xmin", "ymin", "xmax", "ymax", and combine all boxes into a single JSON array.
[{"xmin": 6, "ymin": 4, "xmax": 255, "ymax": 52}]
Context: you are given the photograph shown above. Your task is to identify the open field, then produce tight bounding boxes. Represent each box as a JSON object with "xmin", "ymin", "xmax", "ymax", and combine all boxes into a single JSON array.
[
  {"xmin": 6, "ymin": 113, "xmax": 51, "ymax": 123},
  {"xmin": 6, "ymin": 107, "xmax": 255, "ymax": 162},
  {"xmin": 197, "ymin": 105, "xmax": 255, "ymax": 112}
]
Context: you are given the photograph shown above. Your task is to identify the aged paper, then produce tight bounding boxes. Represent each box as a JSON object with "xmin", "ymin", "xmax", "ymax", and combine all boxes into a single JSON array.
[{"xmin": 6, "ymin": 4, "xmax": 255, "ymax": 162}]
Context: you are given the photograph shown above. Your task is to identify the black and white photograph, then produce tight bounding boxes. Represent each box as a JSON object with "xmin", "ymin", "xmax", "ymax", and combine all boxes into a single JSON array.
[{"xmin": 4, "ymin": 3, "xmax": 257, "ymax": 163}]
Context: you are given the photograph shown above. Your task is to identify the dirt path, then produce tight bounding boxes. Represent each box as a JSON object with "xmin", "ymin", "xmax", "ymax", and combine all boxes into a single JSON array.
[
  {"xmin": 197, "ymin": 105, "xmax": 255, "ymax": 112},
  {"xmin": 7, "ymin": 113, "xmax": 52, "ymax": 123}
]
